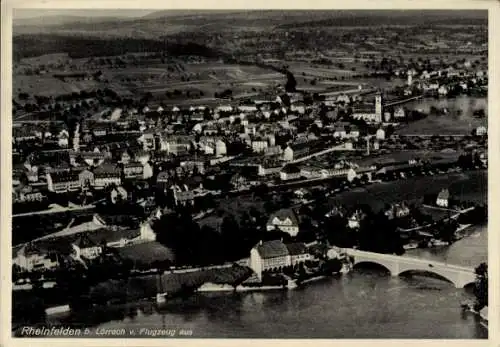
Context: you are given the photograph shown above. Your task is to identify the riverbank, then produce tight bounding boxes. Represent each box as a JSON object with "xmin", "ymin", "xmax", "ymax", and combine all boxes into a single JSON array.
[{"xmin": 462, "ymin": 303, "xmax": 488, "ymax": 330}]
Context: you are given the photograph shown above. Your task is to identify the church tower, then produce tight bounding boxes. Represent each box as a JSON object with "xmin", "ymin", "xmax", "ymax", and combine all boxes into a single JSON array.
[{"xmin": 375, "ymin": 94, "xmax": 382, "ymax": 117}]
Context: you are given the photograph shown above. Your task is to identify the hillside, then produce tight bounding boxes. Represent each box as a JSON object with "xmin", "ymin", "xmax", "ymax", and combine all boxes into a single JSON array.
[{"xmin": 13, "ymin": 10, "xmax": 487, "ymax": 37}]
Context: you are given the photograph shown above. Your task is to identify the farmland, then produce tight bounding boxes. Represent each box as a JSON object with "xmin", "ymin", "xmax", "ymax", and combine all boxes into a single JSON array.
[
  {"xmin": 13, "ymin": 60, "xmax": 286, "ymax": 106},
  {"xmin": 328, "ymin": 170, "xmax": 486, "ymax": 212}
]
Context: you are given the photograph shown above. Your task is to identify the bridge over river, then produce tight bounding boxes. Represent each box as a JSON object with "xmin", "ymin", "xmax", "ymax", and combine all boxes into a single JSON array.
[{"xmin": 342, "ymin": 248, "xmax": 476, "ymax": 288}]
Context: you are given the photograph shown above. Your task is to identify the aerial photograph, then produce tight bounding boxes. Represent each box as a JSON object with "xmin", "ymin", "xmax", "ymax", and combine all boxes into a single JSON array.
[{"xmin": 10, "ymin": 9, "xmax": 488, "ymax": 339}]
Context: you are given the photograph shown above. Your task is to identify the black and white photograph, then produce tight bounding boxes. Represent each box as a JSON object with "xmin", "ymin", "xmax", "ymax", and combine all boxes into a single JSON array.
[{"xmin": 2, "ymin": 2, "xmax": 496, "ymax": 342}]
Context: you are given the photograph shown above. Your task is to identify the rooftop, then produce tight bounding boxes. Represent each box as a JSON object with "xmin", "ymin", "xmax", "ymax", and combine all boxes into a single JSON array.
[{"xmin": 255, "ymin": 240, "xmax": 289, "ymax": 259}]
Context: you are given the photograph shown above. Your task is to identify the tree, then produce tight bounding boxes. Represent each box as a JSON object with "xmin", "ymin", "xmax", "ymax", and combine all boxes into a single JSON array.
[
  {"xmin": 285, "ymin": 70, "xmax": 297, "ymax": 92},
  {"xmin": 474, "ymin": 262, "xmax": 488, "ymax": 310}
]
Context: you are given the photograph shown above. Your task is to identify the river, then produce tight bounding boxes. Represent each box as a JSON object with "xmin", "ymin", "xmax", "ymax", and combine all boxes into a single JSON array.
[
  {"xmin": 396, "ymin": 96, "xmax": 487, "ymax": 135},
  {"xmin": 48, "ymin": 223, "xmax": 487, "ymax": 339}
]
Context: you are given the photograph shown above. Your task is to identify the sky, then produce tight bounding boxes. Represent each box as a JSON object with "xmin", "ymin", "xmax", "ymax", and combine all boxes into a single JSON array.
[{"xmin": 13, "ymin": 9, "xmax": 156, "ymax": 19}]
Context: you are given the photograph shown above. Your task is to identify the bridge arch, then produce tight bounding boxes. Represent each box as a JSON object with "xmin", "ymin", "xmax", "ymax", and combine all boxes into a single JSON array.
[
  {"xmin": 397, "ymin": 269, "xmax": 456, "ymax": 286},
  {"xmin": 352, "ymin": 261, "xmax": 394, "ymax": 275}
]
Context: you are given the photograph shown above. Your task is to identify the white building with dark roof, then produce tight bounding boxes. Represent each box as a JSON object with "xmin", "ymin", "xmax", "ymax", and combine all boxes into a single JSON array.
[
  {"xmin": 436, "ymin": 189, "xmax": 450, "ymax": 207},
  {"xmin": 266, "ymin": 209, "xmax": 300, "ymax": 236},
  {"xmin": 249, "ymin": 240, "xmax": 311, "ymax": 280}
]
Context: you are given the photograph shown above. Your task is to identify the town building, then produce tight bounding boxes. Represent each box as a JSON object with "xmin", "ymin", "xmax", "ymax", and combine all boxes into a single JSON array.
[
  {"xmin": 251, "ymin": 138, "xmax": 269, "ymax": 153},
  {"xmin": 160, "ymin": 135, "xmax": 192, "ymax": 155},
  {"xmin": 14, "ymin": 185, "xmax": 44, "ymax": 203},
  {"xmin": 280, "ymin": 164, "xmax": 302, "ymax": 181},
  {"xmin": 376, "ymin": 128, "xmax": 386, "ymax": 140},
  {"xmin": 476, "ymin": 126, "xmax": 487, "ymax": 136},
  {"xmin": 249, "ymin": 240, "xmax": 311, "ymax": 280},
  {"xmin": 436, "ymin": 189, "xmax": 450, "ymax": 207},
  {"xmin": 72, "ymin": 234, "xmax": 102, "ymax": 260},
  {"xmin": 171, "ymin": 184, "xmax": 196, "ymax": 206},
  {"xmin": 110, "ymin": 186, "xmax": 128, "ymax": 204},
  {"xmin": 266, "ymin": 209, "xmax": 300, "ymax": 236},
  {"xmin": 46, "ymin": 171, "xmax": 81, "ymax": 193},
  {"xmin": 351, "ymin": 94, "xmax": 382, "ymax": 124},
  {"xmin": 123, "ymin": 162, "xmax": 144, "ymax": 179},
  {"xmin": 283, "ymin": 145, "xmax": 294, "ymax": 162},
  {"xmin": 385, "ymin": 202, "xmax": 410, "ymax": 220},
  {"xmin": 79, "ymin": 169, "xmax": 95, "ymax": 188},
  {"xmin": 13, "ymin": 243, "xmax": 61, "ymax": 272},
  {"xmin": 347, "ymin": 210, "xmax": 365, "ymax": 229},
  {"xmin": 394, "ymin": 107, "xmax": 405, "ymax": 119},
  {"xmin": 94, "ymin": 164, "xmax": 121, "ymax": 188}
]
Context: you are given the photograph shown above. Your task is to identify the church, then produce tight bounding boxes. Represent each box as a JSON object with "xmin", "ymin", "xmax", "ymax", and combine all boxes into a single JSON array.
[{"xmin": 351, "ymin": 93, "xmax": 383, "ymax": 124}]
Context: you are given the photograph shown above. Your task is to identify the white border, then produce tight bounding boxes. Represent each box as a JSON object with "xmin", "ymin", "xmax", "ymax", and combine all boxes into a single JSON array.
[{"xmin": 1, "ymin": 1, "xmax": 499, "ymax": 347}]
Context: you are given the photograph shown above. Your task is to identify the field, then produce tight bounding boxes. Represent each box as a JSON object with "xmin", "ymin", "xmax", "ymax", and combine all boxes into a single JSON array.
[
  {"xmin": 13, "ymin": 61, "xmax": 284, "ymax": 106},
  {"xmin": 328, "ymin": 170, "xmax": 486, "ymax": 212},
  {"xmin": 346, "ymin": 150, "xmax": 461, "ymax": 168},
  {"xmin": 13, "ymin": 74, "xmax": 102, "ymax": 97}
]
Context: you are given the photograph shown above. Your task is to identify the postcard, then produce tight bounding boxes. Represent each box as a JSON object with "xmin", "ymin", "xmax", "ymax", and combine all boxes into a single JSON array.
[{"xmin": 1, "ymin": 0, "xmax": 499, "ymax": 346}]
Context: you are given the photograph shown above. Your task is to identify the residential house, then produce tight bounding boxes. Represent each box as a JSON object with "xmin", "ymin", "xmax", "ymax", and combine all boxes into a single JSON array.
[
  {"xmin": 72, "ymin": 234, "xmax": 102, "ymax": 260},
  {"xmin": 93, "ymin": 164, "xmax": 121, "ymax": 189},
  {"xmin": 264, "ymin": 145, "xmax": 283, "ymax": 156},
  {"xmin": 438, "ymin": 85, "xmax": 449, "ymax": 96},
  {"xmin": 14, "ymin": 185, "xmax": 44, "ymax": 203},
  {"xmin": 80, "ymin": 150, "xmax": 106, "ymax": 167},
  {"xmin": 203, "ymin": 124, "xmax": 219, "ymax": 136},
  {"xmin": 171, "ymin": 184, "xmax": 195, "ymax": 206},
  {"xmin": 215, "ymin": 139, "xmax": 227, "ymax": 157},
  {"xmin": 123, "ymin": 162, "xmax": 144, "ymax": 179},
  {"xmin": 347, "ymin": 210, "xmax": 365, "ymax": 229},
  {"xmin": 385, "ymin": 202, "xmax": 410, "ymax": 220},
  {"xmin": 266, "ymin": 209, "xmax": 300, "ymax": 236},
  {"xmin": 258, "ymin": 159, "xmax": 283, "ymax": 176},
  {"xmin": 376, "ymin": 128, "xmax": 386, "ymax": 140},
  {"xmin": 156, "ymin": 171, "xmax": 170, "ymax": 192},
  {"xmin": 120, "ymin": 150, "xmax": 132, "ymax": 165},
  {"xmin": 78, "ymin": 169, "xmax": 95, "ymax": 188},
  {"xmin": 180, "ymin": 160, "xmax": 206, "ymax": 175},
  {"xmin": 135, "ymin": 150, "xmax": 151, "ymax": 165},
  {"xmin": 110, "ymin": 186, "xmax": 128, "ymax": 204},
  {"xmin": 476, "ymin": 126, "xmax": 487, "ymax": 136},
  {"xmin": 333, "ymin": 127, "xmax": 347, "ymax": 139},
  {"xmin": 13, "ymin": 126, "xmax": 37, "ymax": 143},
  {"xmin": 46, "ymin": 171, "xmax": 81, "ymax": 193},
  {"xmin": 58, "ymin": 129, "xmax": 70, "ymax": 148},
  {"xmin": 283, "ymin": 145, "xmax": 294, "ymax": 162},
  {"xmin": 436, "ymin": 189, "xmax": 450, "ymax": 208},
  {"xmin": 251, "ymin": 137, "xmax": 269, "ymax": 153},
  {"xmin": 280, "ymin": 164, "xmax": 302, "ymax": 181},
  {"xmin": 160, "ymin": 135, "xmax": 192, "ymax": 155},
  {"xmin": 394, "ymin": 107, "xmax": 405, "ymax": 119},
  {"xmin": 13, "ymin": 243, "xmax": 60, "ymax": 272},
  {"xmin": 143, "ymin": 162, "xmax": 154, "ymax": 180},
  {"xmin": 92, "ymin": 126, "xmax": 108, "ymax": 137},
  {"xmin": 138, "ymin": 131, "xmax": 156, "ymax": 151},
  {"xmin": 24, "ymin": 164, "xmax": 39, "ymax": 183}
]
